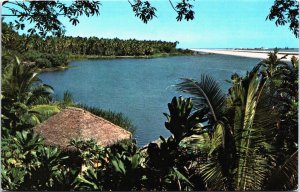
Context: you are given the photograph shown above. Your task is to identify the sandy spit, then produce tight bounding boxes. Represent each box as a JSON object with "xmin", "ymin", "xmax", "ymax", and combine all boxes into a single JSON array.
[{"xmin": 191, "ymin": 49, "xmax": 298, "ymax": 62}]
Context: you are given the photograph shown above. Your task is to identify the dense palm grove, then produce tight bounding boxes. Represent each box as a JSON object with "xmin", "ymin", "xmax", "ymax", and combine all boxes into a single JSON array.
[{"xmin": 2, "ymin": 21, "xmax": 192, "ymax": 70}]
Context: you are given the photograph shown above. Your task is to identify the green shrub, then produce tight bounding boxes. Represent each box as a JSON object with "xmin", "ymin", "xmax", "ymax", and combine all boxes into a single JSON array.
[
  {"xmin": 71, "ymin": 139, "xmax": 145, "ymax": 191},
  {"xmin": 23, "ymin": 50, "xmax": 42, "ymax": 61},
  {"xmin": 1, "ymin": 130, "xmax": 81, "ymax": 191},
  {"xmin": 30, "ymin": 104, "xmax": 60, "ymax": 122},
  {"xmin": 22, "ymin": 51, "xmax": 68, "ymax": 68},
  {"xmin": 43, "ymin": 53, "xmax": 68, "ymax": 67},
  {"xmin": 35, "ymin": 58, "xmax": 52, "ymax": 68}
]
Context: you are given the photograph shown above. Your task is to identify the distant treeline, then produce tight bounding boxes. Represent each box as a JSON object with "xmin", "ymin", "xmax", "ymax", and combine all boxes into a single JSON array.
[{"xmin": 2, "ymin": 22, "xmax": 192, "ymax": 69}]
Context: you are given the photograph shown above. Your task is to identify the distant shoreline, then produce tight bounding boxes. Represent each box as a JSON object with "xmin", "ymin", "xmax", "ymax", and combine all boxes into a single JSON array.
[
  {"xmin": 39, "ymin": 52, "xmax": 199, "ymax": 72},
  {"xmin": 190, "ymin": 49, "xmax": 298, "ymax": 62},
  {"xmin": 67, "ymin": 52, "xmax": 201, "ymax": 61}
]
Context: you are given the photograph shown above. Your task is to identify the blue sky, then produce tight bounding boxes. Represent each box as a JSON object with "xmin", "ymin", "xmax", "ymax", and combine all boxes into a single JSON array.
[{"xmin": 3, "ymin": 0, "xmax": 298, "ymax": 48}]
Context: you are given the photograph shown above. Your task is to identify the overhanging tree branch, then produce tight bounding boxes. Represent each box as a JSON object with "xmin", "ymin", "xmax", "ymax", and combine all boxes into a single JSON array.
[{"xmin": 168, "ymin": 0, "xmax": 178, "ymax": 12}]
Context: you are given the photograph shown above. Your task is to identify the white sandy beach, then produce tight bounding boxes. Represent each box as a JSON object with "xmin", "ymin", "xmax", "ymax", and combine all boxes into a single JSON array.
[{"xmin": 191, "ymin": 49, "xmax": 299, "ymax": 62}]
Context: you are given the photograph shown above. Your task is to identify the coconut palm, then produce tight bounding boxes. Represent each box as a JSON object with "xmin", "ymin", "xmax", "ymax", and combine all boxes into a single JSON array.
[
  {"xmin": 176, "ymin": 74, "xmax": 226, "ymax": 131},
  {"xmin": 265, "ymin": 149, "xmax": 298, "ymax": 190},
  {"xmin": 1, "ymin": 56, "xmax": 55, "ymax": 132},
  {"xmin": 2, "ymin": 56, "xmax": 53, "ymax": 105},
  {"xmin": 177, "ymin": 62, "xmax": 297, "ymax": 190}
]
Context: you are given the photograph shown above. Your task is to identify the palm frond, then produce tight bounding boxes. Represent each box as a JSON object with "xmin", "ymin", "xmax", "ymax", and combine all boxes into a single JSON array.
[
  {"xmin": 1, "ymin": 56, "xmax": 42, "ymax": 104},
  {"xmin": 176, "ymin": 74, "xmax": 225, "ymax": 122},
  {"xmin": 227, "ymin": 65, "xmax": 274, "ymax": 190},
  {"xmin": 200, "ymin": 159, "xmax": 226, "ymax": 190},
  {"xmin": 28, "ymin": 84, "xmax": 54, "ymax": 105},
  {"xmin": 265, "ymin": 150, "xmax": 298, "ymax": 190}
]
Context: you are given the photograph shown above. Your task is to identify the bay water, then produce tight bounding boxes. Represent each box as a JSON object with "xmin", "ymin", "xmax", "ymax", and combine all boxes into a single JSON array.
[{"xmin": 39, "ymin": 55, "xmax": 260, "ymax": 146}]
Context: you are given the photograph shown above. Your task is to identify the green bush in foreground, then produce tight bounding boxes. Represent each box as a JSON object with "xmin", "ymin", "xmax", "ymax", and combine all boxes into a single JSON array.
[
  {"xmin": 72, "ymin": 96, "xmax": 204, "ymax": 191},
  {"xmin": 1, "ymin": 130, "xmax": 68, "ymax": 190},
  {"xmin": 2, "ymin": 96, "xmax": 203, "ymax": 191}
]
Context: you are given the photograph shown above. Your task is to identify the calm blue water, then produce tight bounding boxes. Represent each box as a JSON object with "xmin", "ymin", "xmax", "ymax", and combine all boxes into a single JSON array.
[{"xmin": 39, "ymin": 55, "xmax": 259, "ymax": 146}]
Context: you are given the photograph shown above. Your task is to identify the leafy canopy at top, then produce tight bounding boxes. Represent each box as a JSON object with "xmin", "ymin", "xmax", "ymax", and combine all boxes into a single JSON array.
[
  {"xmin": 2, "ymin": 0, "xmax": 196, "ymax": 37},
  {"xmin": 2, "ymin": 0, "xmax": 299, "ymax": 38},
  {"xmin": 2, "ymin": 0, "xmax": 101, "ymax": 37},
  {"xmin": 267, "ymin": 0, "xmax": 299, "ymax": 37}
]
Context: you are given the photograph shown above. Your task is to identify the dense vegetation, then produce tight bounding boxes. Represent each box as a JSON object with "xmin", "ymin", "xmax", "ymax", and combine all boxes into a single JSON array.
[
  {"xmin": 2, "ymin": 21, "xmax": 192, "ymax": 70},
  {"xmin": 1, "ymin": 50, "xmax": 298, "ymax": 190},
  {"xmin": 1, "ymin": 0, "xmax": 298, "ymax": 191}
]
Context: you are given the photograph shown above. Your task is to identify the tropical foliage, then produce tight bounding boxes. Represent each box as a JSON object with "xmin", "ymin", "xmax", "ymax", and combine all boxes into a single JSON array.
[
  {"xmin": 1, "ymin": 0, "xmax": 298, "ymax": 190},
  {"xmin": 1, "ymin": 56, "xmax": 137, "ymax": 190},
  {"xmin": 2, "ymin": 21, "xmax": 192, "ymax": 70},
  {"xmin": 176, "ymin": 50, "xmax": 298, "ymax": 190},
  {"xmin": 71, "ymin": 96, "xmax": 207, "ymax": 191},
  {"xmin": 1, "ymin": 56, "xmax": 54, "ymax": 135},
  {"xmin": 1, "ymin": 50, "xmax": 298, "ymax": 191}
]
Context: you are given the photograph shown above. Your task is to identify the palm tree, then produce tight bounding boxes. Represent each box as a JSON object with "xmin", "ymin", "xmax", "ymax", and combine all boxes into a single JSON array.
[
  {"xmin": 177, "ymin": 61, "xmax": 297, "ymax": 190},
  {"xmin": 266, "ymin": 56, "xmax": 299, "ymax": 191},
  {"xmin": 2, "ymin": 56, "xmax": 55, "ymax": 132},
  {"xmin": 2, "ymin": 57, "xmax": 53, "ymax": 105},
  {"xmin": 176, "ymin": 74, "xmax": 225, "ymax": 129}
]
